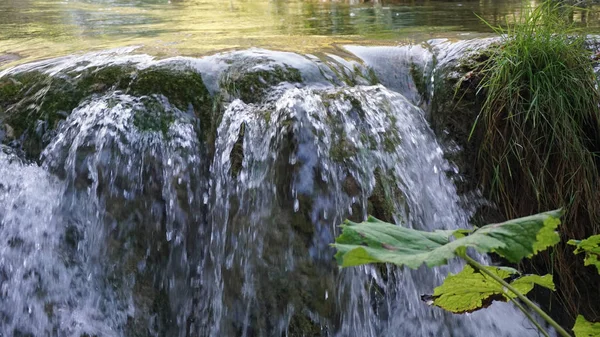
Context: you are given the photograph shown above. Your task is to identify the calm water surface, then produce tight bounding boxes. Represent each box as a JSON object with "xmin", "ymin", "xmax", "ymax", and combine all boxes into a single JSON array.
[
  {"xmin": 1, "ymin": 0, "xmax": 598, "ymax": 67},
  {"xmin": 0, "ymin": 0, "xmax": 525, "ymax": 66}
]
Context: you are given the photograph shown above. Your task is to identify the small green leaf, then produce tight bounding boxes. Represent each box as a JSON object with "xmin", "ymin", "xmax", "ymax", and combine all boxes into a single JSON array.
[
  {"xmin": 568, "ymin": 235, "xmax": 600, "ymax": 274},
  {"xmin": 430, "ymin": 265, "xmax": 510, "ymax": 313},
  {"xmin": 332, "ymin": 210, "xmax": 563, "ymax": 269},
  {"xmin": 573, "ymin": 315, "xmax": 600, "ymax": 337},
  {"xmin": 532, "ymin": 216, "xmax": 562, "ymax": 255},
  {"xmin": 496, "ymin": 266, "xmax": 520, "ymax": 274},
  {"xmin": 428, "ymin": 265, "xmax": 554, "ymax": 314},
  {"xmin": 509, "ymin": 274, "xmax": 555, "ymax": 296}
]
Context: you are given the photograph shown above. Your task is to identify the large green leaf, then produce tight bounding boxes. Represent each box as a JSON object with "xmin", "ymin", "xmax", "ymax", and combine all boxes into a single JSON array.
[
  {"xmin": 568, "ymin": 235, "xmax": 600, "ymax": 274},
  {"xmin": 426, "ymin": 265, "xmax": 554, "ymax": 314},
  {"xmin": 573, "ymin": 315, "xmax": 600, "ymax": 337},
  {"xmin": 333, "ymin": 209, "xmax": 562, "ymax": 269}
]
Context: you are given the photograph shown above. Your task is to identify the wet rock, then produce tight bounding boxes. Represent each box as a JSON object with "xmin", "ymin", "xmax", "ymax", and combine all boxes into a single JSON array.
[
  {"xmin": 0, "ymin": 62, "xmax": 219, "ymax": 161},
  {"xmin": 220, "ymin": 60, "xmax": 303, "ymax": 104},
  {"xmin": 129, "ymin": 65, "xmax": 212, "ymax": 117},
  {"xmin": 229, "ymin": 122, "xmax": 245, "ymax": 179},
  {"xmin": 0, "ymin": 46, "xmax": 525, "ymax": 337},
  {"xmin": 428, "ymin": 40, "xmax": 493, "ymax": 197}
]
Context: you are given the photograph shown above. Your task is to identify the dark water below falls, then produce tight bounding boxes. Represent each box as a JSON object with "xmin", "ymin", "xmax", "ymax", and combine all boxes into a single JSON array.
[{"xmin": 0, "ymin": 41, "xmax": 553, "ymax": 337}]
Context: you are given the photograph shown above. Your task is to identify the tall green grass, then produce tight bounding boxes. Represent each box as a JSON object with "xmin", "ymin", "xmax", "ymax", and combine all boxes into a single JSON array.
[{"xmin": 474, "ymin": 1, "xmax": 600, "ymax": 317}]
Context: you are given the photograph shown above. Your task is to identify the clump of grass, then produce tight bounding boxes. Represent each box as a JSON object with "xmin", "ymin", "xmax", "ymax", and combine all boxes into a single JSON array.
[{"xmin": 474, "ymin": 1, "xmax": 600, "ymax": 318}]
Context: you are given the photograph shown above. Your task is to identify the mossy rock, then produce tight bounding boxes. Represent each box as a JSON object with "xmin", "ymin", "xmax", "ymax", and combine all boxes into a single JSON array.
[
  {"xmin": 0, "ymin": 71, "xmax": 77, "ymax": 158},
  {"xmin": 0, "ymin": 63, "xmax": 220, "ymax": 160},
  {"xmin": 76, "ymin": 64, "xmax": 136, "ymax": 93},
  {"xmin": 129, "ymin": 65, "xmax": 218, "ymax": 147},
  {"xmin": 132, "ymin": 96, "xmax": 175, "ymax": 136},
  {"xmin": 321, "ymin": 89, "xmax": 401, "ymax": 162},
  {"xmin": 409, "ymin": 62, "xmax": 428, "ymax": 100},
  {"xmin": 129, "ymin": 66, "xmax": 211, "ymax": 113},
  {"xmin": 367, "ymin": 168, "xmax": 406, "ymax": 224},
  {"xmin": 0, "ymin": 65, "xmax": 136, "ymax": 158},
  {"xmin": 229, "ymin": 122, "xmax": 245, "ymax": 179},
  {"xmin": 428, "ymin": 48, "xmax": 490, "ymax": 197},
  {"xmin": 323, "ymin": 59, "xmax": 377, "ymax": 87},
  {"xmin": 220, "ymin": 64, "xmax": 302, "ymax": 104}
]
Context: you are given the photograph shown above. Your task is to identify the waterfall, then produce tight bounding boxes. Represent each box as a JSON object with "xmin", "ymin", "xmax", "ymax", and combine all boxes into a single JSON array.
[{"xmin": 0, "ymin": 44, "xmax": 550, "ymax": 337}]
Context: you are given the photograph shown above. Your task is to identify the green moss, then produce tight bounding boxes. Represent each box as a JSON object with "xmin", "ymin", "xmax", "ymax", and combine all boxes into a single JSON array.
[
  {"xmin": 0, "ymin": 79, "xmax": 20, "ymax": 105},
  {"xmin": 221, "ymin": 65, "xmax": 302, "ymax": 104},
  {"xmin": 327, "ymin": 64, "xmax": 356, "ymax": 87},
  {"xmin": 366, "ymin": 67, "xmax": 379, "ymax": 85},
  {"xmin": 329, "ymin": 134, "xmax": 357, "ymax": 163},
  {"xmin": 367, "ymin": 169, "xmax": 405, "ymax": 223},
  {"xmin": 0, "ymin": 66, "xmax": 137, "ymax": 156},
  {"xmin": 381, "ymin": 115, "xmax": 401, "ymax": 153},
  {"xmin": 130, "ymin": 66, "xmax": 216, "ymax": 145},
  {"xmin": 230, "ymin": 122, "xmax": 245, "ymax": 178},
  {"xmin": 409, "ymin": 63, "xmax": 427, "ymax": 97},
  {"xmin": 263, "ymin": 110, "xmax": 272, "ymax": 124},
  {"xmin": 76, "ymin": 65, "xmax": 136, "ymax": 93},
  {"xmin": 348, "ymin": 95, "xmax": 362, "ymax": 111},
  {"xmin": 0, "ymin": 64, "xmax": 221, "ymax": 160},
  {"xmin": 288, "ymin": 312, "xmax": 322, "ymax": 336},
  {"xmin": 130, "ymin": 66, "xmax": 210, "ymax": 112},
  {"xmin": 382, "ymin": 136, "xmax": 398, "ymax": 153},
  {"xmin": 0, "ymin": 71, "xmax": 72, "ymax": 156},
  {"xmin": 132, "ymin": 97, "xmax": 174, "ymax": 136},
  {"xmin": 428, "ymin": 49, "xmax": 487, "ymax": 197}
]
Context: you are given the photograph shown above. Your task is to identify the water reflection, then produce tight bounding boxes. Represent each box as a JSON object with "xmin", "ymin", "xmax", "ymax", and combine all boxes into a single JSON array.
[{"xmin": 1, "ymin": 0, "xmax": 598, "ymax": 66}]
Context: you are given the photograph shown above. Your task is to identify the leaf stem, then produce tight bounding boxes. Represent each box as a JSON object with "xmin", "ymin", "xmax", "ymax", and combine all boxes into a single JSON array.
[
  {"xmin": 506, "ymin": 293, "xmax": 550, "ymax": 337},
  {"xmin": 462, "ymin": 255, "xmax": 572, "ymax": 337}
]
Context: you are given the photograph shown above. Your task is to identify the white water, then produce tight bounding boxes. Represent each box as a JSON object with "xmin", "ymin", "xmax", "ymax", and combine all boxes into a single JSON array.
[{"xmin": 0, "ymin": 43, "xmax": 550, "ymax": 337}]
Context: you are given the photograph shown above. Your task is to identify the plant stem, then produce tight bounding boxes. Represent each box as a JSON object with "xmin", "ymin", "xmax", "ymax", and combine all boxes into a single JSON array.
[
  {"xmin": 506, "ymin": 293, "xmax": 550, "ymax": 337},
  {"xmin": 462, "ymin": 255, "xmax": 572, "ymax": 337}
]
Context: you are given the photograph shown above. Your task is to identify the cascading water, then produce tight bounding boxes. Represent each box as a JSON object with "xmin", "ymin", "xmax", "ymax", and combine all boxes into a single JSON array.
[{"xmin": 0, "ymin": 44, "xmax": 549, "ymax": 337}]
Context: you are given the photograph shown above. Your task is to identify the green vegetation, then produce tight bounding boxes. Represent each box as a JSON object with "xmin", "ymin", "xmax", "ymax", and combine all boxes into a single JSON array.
[
  {"xmin": 474, "ymin": 2, "xmax": 600, "ymax": 240},
  {"xmin": 0, "ymin": 64, "xmax": 217, "ymax": 159},
  {"xmin": 332, "ymin": 210, "xmax": 600, "ymax": 337},
  {"xmin": 131, "ymin": 96, "xmax": 175, "ymax": 136},
  {"xmin": 574, "ymin": 315, "xmax": 600, "ymax": 337},
  {"xmin": 334, "ymin": 210, "xmax": 562, "ymax": 269},
  {"xmin": 220, "ymin": 64, "xmax": 302, "ymax": 104},
  {"xmin": 130, "ymin": 66, "xmax": 211, "ymax": 114},
  {"xmin": 458, "ymin": 1, "xmax": 600, "ymax": 321},
  {"xmin": 569, "ymin": 235, "xmax": 600, "ymax": 274},
  {"xmin": 230, "ymin": 122, "xmax": 245, "ymax": 178},
  {"xmin": 429, "ymin": 264, "xmax": 553, "ymax": 313}
]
